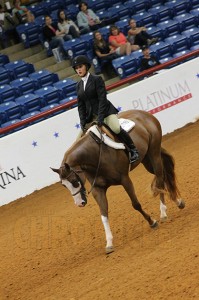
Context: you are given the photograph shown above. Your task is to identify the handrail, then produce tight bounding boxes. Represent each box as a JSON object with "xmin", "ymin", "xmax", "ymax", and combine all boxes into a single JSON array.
[{"xmin": 0, "ymin": 49, "xmax": 198, "ymax": 136}]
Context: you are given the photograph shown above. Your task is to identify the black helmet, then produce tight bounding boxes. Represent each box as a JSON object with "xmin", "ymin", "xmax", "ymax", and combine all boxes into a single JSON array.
[{"xmin": 72, "ymin": 55, "xmax": 91, "ymax": 69}]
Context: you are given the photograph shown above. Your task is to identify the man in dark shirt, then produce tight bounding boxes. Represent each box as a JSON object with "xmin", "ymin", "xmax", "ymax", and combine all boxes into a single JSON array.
[{"xmin": 140, "ymin": 45, "xmax": 161, "ymax": 71}]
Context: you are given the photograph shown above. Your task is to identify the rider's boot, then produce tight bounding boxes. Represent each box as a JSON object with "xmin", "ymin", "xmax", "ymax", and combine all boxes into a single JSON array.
[{"xmin": 117, "ymin": 129, "xmax": 139, "ymax": 163}]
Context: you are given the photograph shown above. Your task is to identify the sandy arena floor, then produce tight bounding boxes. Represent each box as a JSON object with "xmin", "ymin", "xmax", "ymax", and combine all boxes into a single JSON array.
[{"xmin": 0, "ymin": 120, "xmax": 199, "ymax": 300}]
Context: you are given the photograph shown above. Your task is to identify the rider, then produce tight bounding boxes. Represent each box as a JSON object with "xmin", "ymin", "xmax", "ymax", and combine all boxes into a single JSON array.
[{"xmin": 72, "ymin": 55, "xmax": 139, "ymax": 164}]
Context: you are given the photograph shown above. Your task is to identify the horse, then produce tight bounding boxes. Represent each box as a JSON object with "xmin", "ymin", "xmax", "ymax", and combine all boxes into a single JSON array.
[{"xmin": 51, "ymin": 109, "xmax": 185, "ymax": 254}]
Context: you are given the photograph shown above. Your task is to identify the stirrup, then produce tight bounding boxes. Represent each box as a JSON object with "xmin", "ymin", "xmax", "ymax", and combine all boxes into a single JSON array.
[{"xmin": 129, "ymin": 151, "xmax": 139, "ymax": 163}]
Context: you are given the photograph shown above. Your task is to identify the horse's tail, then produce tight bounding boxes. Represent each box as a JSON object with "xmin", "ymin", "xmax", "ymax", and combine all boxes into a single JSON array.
[
  {"xmin": 161, "ymin": 147, "xmax": 181, "ymax": 200},
  {"xmin": 151, "ymin": 147, "xmax": 181, "ymax": 200}
]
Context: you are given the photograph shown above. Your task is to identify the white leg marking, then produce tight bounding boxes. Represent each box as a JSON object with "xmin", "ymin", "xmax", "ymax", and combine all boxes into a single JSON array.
[
  {"xmin": 101, "ymin": 215, "xmax": 113, "ymax": 248},
  {"xmin": 160, "ymin": 201, "xmax": 167, "ymax": 219}
]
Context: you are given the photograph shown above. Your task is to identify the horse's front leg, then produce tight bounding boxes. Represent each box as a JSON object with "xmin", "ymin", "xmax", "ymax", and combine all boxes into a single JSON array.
[
  {"xmin": 92, "ymin": 187, "xmax": 114, "ymax": 254},
  {"xmin": 122, "ymin": 176, "xmax": 158, "ymax": 228}
]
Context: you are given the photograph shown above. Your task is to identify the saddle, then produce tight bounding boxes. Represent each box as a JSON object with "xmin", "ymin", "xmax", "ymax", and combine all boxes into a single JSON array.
[{"xmin": 87, "ymin": 118, "xmax": 135, "ymax": 150}]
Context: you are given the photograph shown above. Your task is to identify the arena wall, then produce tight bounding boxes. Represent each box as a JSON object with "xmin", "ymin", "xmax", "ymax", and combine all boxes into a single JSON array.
[{"xmin": 1, "ymin": 58, "xmax": 199, "ymax": 206}]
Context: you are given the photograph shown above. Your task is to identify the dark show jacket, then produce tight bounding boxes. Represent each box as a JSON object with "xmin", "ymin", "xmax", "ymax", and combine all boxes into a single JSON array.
[{"xmin": 76, "ymin": 74, "xmax": 118, "ymax": 127}]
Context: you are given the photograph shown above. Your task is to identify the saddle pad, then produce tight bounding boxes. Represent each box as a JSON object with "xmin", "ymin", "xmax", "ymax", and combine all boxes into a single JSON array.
[
  {"xmin": 87, "ymin": 125, "xmax": 125, "ymax": 149},
  {"xmin": 87, "ymin": 118, "xmax": 135, "ymax": 150}
]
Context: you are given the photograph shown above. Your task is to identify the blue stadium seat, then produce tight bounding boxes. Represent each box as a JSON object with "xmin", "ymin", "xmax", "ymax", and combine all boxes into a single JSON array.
[
  {"xmin": 189, "ymin": 8, "xmax": 199, "ymax": 26},
  {"xmin": 0, "ymin": 54, "xmax": 9, "ymax": 67},
  {"xmin": 190, "ymin": 0, "xmax": 199, "ymax": 9},
  {"xmin": 65, "ymin": 4, "xmax": 79, "ymax": 21},
  {"xmin": 132, "ymin": 11, "xmax": 157, "ymax": 27},
  {"xmin": 40, "ymin": 103, "xmax": 61, "ymax": 116},
  {"xmin": 4, "ymin": 60, "xmax": 35, "ymax": 79},
  {"xmin": 63, "ymin": 39, "xmax": 90, "ymax": 59},
  {"xmin": 159, "ymin": 56, "xmax": 173, "ymax": 64},
  {"xmin": 53, "ymin": 78, "xmax": 77, "ymax": 98},
  {"xmin": 44, "ymin": 0, "xmax": 64, "ymax": 13},
  {"xmin": 28, "ymin": 2, "xmax": 47, "ymax": 17},
  {"xmin": 149, "ymin": 0, "xmax": 165, "ymax": 7},
  {"xmin": 0, "ymin": 101, "xmax": 23, "ymax": 123},
  {"xmin": 112, "ymin": 55, "xmax": 138, "ymax": 79},
  {"xmin": 59, "ymin": 95, "xmax": 77, "ymax": 105},
  {"xmin": 16, "ymin": 23, "xmax": 41, "ymax": 48},
  {"xmin": 130, "ymin": 49, "xmax": 143, "ymax": 65},
  {"xmin": 10, "ymin": 77, "xmax": 38, "ymax": 95},
  {"xmin": 87, "ymin": 0, "xmax": 108, "ymax": 12},
  {"xmin": 29, "ymin": 70, "xmax": 59, "ymax": 88},
  {"xmin": 0, "ymin": 84, "xmax": 18, "ymax": 103},
  {"xmin": 150, "ymin": 41, "xmax": 173, "ymax": 59},
  {"xmin": 157, "ymin": 19, "xmax": 181, "ymax": 39},
  {"xmin": 115, "ymin": 19, "xmax": 129, "ymax": 35},
  {"xmin": 81, "ymin": 32, "xmax": 94, "ymax": 48},
  {"xmin": 173, "ymin": 13, "xmax": 197, "ymax": 31},
  {"xmin": 20, "ymin": 110, "xmax": 41, "ymax": 121},
  {"xmin": 34, "ymin": 15, "xmax": 45, "ymax": 27},
  {"xmin": 147, "ymin": 25, "xmax": 164, "ymax": 39},
  {"xmin": 148, "ymin": 5, "xmax": 173, "ymax": 22},
  {"xmin": 15, "ymin": 93, "xmax": 43, "ymax": 113},
  {"xmin": 99, "ymin": 26, "xmax": 111, "ymax": 40},
  {"xmin": 164, "ymin": 34, "xmax": 190, "ymax": 54},
  {"xmin": 124, "ymin": 0, "xmax": 150, "ymax": 14},
  {"xmin": 34, "ymin": 86, "xmax": 62, "ymax": 106},
  {"xmin": 172, "ymin": 49, "xmax": 190, "ymax": 58},
  {"xmin": 1, "ymin": 118, "xmax": 21, "ymax": 129},
  {"xmin": 182, "ymin": 27, "xmax": 199, "ymax": 48},
  {"xmin": 0, "ymin": 67, "xmax": 13, "ymax": 85},
  {"xmin": 164, "ymin": 0, "xmax": 190, "ymax": 16},
  {"xmin": 108, "ymin": 4, "xmax": 130, "ymax": 20}
]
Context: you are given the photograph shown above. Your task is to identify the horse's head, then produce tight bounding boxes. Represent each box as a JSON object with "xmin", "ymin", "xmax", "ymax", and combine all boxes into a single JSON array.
[{"xmin": 51, "ymin": 163, "xmax": 87, "ymax": 207}]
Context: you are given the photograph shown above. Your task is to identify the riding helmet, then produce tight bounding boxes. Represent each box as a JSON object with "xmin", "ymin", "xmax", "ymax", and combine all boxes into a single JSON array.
[{"xmin": 72, "ymin": 55, "xmax": 91, "ymax": 70}]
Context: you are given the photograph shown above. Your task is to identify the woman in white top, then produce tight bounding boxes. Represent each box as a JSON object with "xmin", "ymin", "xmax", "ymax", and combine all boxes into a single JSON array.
[
  {"xmin": 77, "ymin": 2, "xmax": 101, "ymax": 33},
  {"xmin": 57, "ymin": 9, "xmax": 80, "ymax": 39}
]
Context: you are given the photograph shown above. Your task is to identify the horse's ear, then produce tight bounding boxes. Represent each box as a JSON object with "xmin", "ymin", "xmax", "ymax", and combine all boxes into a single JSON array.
[
  {"xmin": 64, "ymin": 163, "xmax": 71, "ymax": 171},
  {"xmin": 50, "ymin": 167, "xmax": 60, "ymax": 174}
]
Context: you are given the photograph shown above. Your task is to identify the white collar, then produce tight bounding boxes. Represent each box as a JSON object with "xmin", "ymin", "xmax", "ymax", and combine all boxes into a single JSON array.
[{"xmin": 81, "ymin": 72, "xmax": 90, "ymax": 82}]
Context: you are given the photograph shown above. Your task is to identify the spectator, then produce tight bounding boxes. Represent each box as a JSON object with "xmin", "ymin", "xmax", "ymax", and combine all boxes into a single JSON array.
[
  {"xmin": 128, "ymin": 19, "xmax": 159, "ymax": 48},
  {"xmin": 0, "ymin": 4, "xmax": 18, "ymax": 48},
  {"xmin": 77, "ymin": 2, "xmax": 102, "ymax": 34},
  {"xmin": 57, "ymin": 9, "xmax": 80, "ymax": 39},
  {"xmin": 42, "ymin": 15, "xmax": 68, "ymax": 59},
  {"xmin": 140, "ymin": 45, "xmax": 160, "ymax": 72},
  {"xmin": 93, "ymin": 30, "xmax": 117, "ymax": 77},
  {"xmin": 12, "ymin": 0, "xmax": 35, "ymax": 24},
  {"xmin": 108, "ymin": 25, "xmax": 139, "ymax": 56}
]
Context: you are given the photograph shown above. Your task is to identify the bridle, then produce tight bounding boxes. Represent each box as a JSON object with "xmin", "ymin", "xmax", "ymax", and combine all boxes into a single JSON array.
[{"xmin": 64, "ymin": 167, "xmax": 87, "ymax": 205}]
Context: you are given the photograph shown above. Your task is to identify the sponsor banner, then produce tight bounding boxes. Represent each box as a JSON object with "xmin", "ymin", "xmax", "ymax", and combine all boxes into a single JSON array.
[{"xmin": 0, "ymin": 58, "xmax": 199, "ymax": 205}]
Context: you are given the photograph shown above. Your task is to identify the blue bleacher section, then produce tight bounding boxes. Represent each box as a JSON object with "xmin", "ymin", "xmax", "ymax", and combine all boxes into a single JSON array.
[{"xmin": 1, "ymin": 0, "xmax": 199, "ymax": 132}]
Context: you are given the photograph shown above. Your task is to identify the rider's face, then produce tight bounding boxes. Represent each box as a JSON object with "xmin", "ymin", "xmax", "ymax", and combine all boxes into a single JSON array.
[{"xmin": 75, "ymin": 64, "xmax": 87, "ymax": 77}]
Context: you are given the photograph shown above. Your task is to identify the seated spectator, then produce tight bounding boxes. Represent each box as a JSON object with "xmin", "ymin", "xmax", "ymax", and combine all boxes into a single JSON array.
[
  {"xmin": 93, "ymin": 30, "xmax": 117, "ymax": 77},
  {"xmin": 128, "ymin": 19, "xmax": 159, "ymax": 48},
  {"xmin": 140, "ymin": 45, "xmax": 161, "ymax": 73},
  {"xmin": 42, "ymin": 15, "xmax": 68, "ymax": 59},
  {"xmin": 77, "ymin": 2, "xmax": 102, "ymax": 34},
  {"xmin": 12, "ymin": 0, "xmax": 35, "ymax": 24},
  {"xmin": 0, "ymin": 4, "xmax": 18, "ymax": 48},
  {"xmin": 57, "ymin": 9, "xmax": 80, "ymax": 39},
  {"xmin": 108, "ymin": 25, "xmax": 139, "ymax": 56}
]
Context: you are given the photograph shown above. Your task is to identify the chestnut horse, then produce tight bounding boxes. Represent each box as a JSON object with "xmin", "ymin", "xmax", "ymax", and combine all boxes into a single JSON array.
[{"xmin": 52, "ymin": 110, "xmax": 185, "ymax": 254}]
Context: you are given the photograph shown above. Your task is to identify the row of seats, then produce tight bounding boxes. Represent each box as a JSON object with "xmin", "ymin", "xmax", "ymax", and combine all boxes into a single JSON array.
[
  {"xmin": 112, "ymin": 26, "xmax": 199, "ymax": 79},
  {"xmin": 0, "ymin": 59, "xmax": 78, "ymax": 127},
  {"xmin": 16, "ymin": 0, "xmax": 199, "ymax": 49}
]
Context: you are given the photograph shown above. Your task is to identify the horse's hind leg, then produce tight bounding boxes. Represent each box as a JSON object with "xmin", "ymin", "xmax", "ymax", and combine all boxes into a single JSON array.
[
  {"xmin": 92, "ymin": 187, "xmax": 114, "ymax": 254},
  {"xmin": 122, "ymin": 176, "xmax": 158, "ymax": 228},
  {"xmin": 142, "ymin": 156, "xmax": 168, "ymax": 221}
]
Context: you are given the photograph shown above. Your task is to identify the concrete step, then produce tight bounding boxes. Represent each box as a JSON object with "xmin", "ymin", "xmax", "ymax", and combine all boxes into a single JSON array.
[
  {"xmin": 8, "ymin": 44, "xmax": 43, "ymax": 62},
  {"xmin": 47, "ymin": 59, "xmax": 71, "ymax": 73},
  {"xmin": 24, "ymin": 50, "xmax": 47, "ymax": 64},
  {"xmin": 0, "ymin": 43, "xmax": 24, "ymax": 56},
  {"xmin": 33, "ymin": 56, "xmax": 57, "ymax": 70},
  {"xmin": 56, "ymin": 67, "xmax": 76, "ymax": 80}
]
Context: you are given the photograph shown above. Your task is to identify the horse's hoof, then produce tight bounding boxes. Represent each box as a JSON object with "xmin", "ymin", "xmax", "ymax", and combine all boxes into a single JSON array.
[
  {"xmin": 178, "ymin": 199, "xmax": 185, "ymax": 209},
  {"xmin": 160, "ymin": 216, "xmax": 168, "ymax": 222},
  {"xmin": 105, "ymin": 246, "xmax": 114, "ymax": 254},
  {"xmin": 150, "ymin": 220, "xmax": 158, "ymax": 228}
]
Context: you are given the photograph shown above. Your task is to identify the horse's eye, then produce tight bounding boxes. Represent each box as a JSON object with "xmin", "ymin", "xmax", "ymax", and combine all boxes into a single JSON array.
[{"xmin": 71, "ymin": 180, "xmax": 79, "ymax": 188}]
